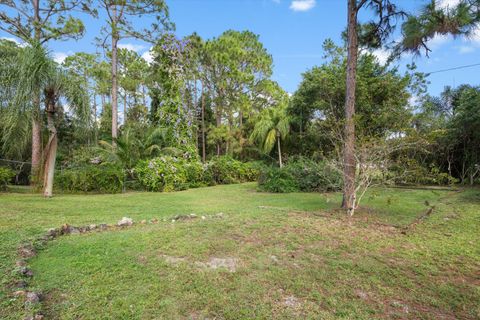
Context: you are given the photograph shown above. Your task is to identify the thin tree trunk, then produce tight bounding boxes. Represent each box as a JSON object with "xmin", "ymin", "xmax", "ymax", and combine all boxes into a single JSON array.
[
  {"xmin": 201, "ymin": 83, "xmax": 206, "ymax": 163},
  {"xmin": 43, "ymin": 95, "xmax": 57, "ymax": 197},
  {"xmin": 31, "ymin": 0, "xmax": 42, "ymax": 186},
  {"xmin": 142, "ymin": 85, "xmax": 147, "ymax": 106},
  {"xmin": 31, "ymin": 111, "xmax": 42, "ymax": 185},
  {"xmin": 277, "ymin": 134, "xmax": 283, "ymax": 168},
  {"xmin": 342, "ymin": 0, "xmax": 358, "ymax": 216},
  {"xmin": 93, "ymin": 92, "xmax": 98, "ymax": 143},
  {"xmin": 123, "ymin": 93, "xmax": 127, "ymax": 125},
  {"xmin": 216, "ymin": 109, "xmax": 221, "ymax": 156},
  {"xmin": 111, "ymin": 4, "xmax": 119, "ymax": 146}
]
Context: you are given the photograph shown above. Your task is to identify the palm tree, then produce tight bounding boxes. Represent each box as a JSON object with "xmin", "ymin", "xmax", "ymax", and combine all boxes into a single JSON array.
[
  {"xmin": 251, "ymin": 106, "xmax": 290, "ymax": 168},
  {"xmin": 2, "ymin": 42, "xmax": 89, "ymax": 197},
  {"xmin": 98, "ymin": 127, "xmax": 182, "ymax": 171}
]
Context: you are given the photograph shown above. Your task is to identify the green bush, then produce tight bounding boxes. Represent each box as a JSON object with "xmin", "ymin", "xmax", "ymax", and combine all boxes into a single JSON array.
[
  {"xmin": 258, "ymin": 157, "xmax": 342, "ymax": 193},
  {"xmin": 390, "ymin": 158, "xmax": 458, "ymax": 186},
  {"xmin": 0, "ymin": 167, "xmax": 15, "ymax": 190},
  {"xmin": 135, "ymin": 155, "xmax": 260, "ymax": 192},
  {"xmin": 258, "ymin": 167, "xmax": 299, "ymax": 193},
  {"xmin": 55, "ymin": 165, "xmax": 124, "ymax": 193},
  {"xmin": 135, "ymin": 156, "xmax": 189, "ymax": 192},
  {"xmin": 207, "ymin": 156, "xmax": 260, "ymax": 184}
]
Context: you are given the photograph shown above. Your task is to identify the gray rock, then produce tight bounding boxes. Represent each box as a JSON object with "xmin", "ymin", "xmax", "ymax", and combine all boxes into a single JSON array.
[
  {"xmin": 99, "ymin": 223, "xmax": 108, "ymax": 230},
  {"xmin": 283, "ymin": 295, "xmax": 300, "ymax": 308},
  {"xmin": 391, "ymin": 300, "xmax": 409, "ymax": 313},
  {"xmin": 19, "ymin": 267, "xmax": 33, "ymax": 277},
  {"xmin": 18, "ymin": 244, "xmax": 36, "ymax": 258},
  {"xmin": 15, "ymin": 280, "xmax": 28, "ymax": 289},
  {"xmin": 25, "ymin": 291, "xmax": 41, "ymax": 304},
  {"xmin": 70, "ymin": 227, "xmax": 81, "ymax": 234},
  {"xmin": 16, "ymin": 259, "xmax": 27, "ymax": 267},
  {"xmin": 355, "ymin": 289, "xmax": 368, "ymax": 300},
  {"xmin": 89, "ymin": 224, "xmax": 97, "ymax": 230},
  {"xmin": 196, "ymin": 257, "xmax": 238, "ymax": 272},
  {"xmin": 46, "ymin": 228, "xmax": 59, "ymax": 238},
  {"xmin": 61, "ymin": 224, "xmax": 81, "ymax": 234},
  {"xmin": 117, "ymin": 217, "xmax": 134, "ymax": 227}
]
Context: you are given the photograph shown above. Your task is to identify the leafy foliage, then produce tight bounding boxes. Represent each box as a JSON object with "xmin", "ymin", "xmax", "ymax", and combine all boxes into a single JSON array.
[
  {"xmin": 259, "ymin": 157, "xmax": 342, "ymax": 193},
  {"xmin": 135, "ymin": 155, "xmax": 259, "ymax": 192},
  {"xmin": 55, "ymin": 165, "xmax": 124, "ymax": 193},
  {"xmin": 0, "ymin": 167, "xmax": 14, "ymax": 190},
  {"xmin": 206, "ymin": 156, "xmax": 259, "ymax": 185}
]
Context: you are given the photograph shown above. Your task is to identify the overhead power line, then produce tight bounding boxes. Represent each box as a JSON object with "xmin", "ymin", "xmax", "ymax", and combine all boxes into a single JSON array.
[{"xmin": 426, "ymin": 62, "xmax": 480, "ymax": 75}]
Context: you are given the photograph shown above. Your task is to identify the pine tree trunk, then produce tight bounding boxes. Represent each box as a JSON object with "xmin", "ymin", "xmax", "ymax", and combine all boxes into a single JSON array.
[
  {"xmin": 31, "ymin": 0, "xmax": 42, "ymax": 186},
  {"xmin": 342, "ymin": 0, "xmax": 358, "ymax": 216},
  {"xmin": 111, "ymin": 4, "xmax": 119, "ymax": 147},
  {"xmin": 142, "ymin": 85, "xmax": 147, "ymax": 106},
  {"xmin": 93, "ymin": 92, "xmax": 98, "ymax": 143},
  {"xmin": 216, "ymin": 109, "xmax": 221, "ymax": 156},
  {"xmin": 201, "ymin": 83, "xmax": 206, "ymax": 163},
  {"xmin": 123, "ymin": 93, "xmax": 127, "ymax": 125},
  {"xmin": 43, "ymin": 95, "xmax": 57, "ymax": 197}
]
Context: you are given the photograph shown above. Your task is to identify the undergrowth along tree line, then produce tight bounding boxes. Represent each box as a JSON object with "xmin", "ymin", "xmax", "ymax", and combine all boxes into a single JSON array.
[{"xmin": 0, "ymin": 1, "xmax": 479, "ymax": 209}]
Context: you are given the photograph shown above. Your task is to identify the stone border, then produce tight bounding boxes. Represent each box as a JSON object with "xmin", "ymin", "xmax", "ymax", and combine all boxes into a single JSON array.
[{"xmin": 11, "ymin": 213, "xmax": 225, "ymax": 319}]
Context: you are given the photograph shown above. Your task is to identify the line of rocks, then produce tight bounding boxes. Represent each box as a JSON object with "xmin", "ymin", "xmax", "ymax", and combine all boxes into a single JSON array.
[{"xmin": 11, "ymin": 212, "xmax": 225, "ymax": 320}]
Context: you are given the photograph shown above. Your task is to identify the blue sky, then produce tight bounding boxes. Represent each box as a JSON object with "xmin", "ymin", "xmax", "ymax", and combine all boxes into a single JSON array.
[{"xmin": 2, "ymin": 0, "xmax": 480, "ymax": 96}]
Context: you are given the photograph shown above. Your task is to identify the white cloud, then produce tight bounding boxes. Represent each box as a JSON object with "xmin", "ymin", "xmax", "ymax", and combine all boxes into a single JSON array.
[
  {"xmin": 53, "ymin": 52, "xmax": 69, "ymax": 64},
  {"xmin": 472, "ymin": 27, "xmax": 480, "ymax": 43},
  {"xmin": 289, "ymin": 0, "xmax": 316, "ymax": 12},
  {"xmin": 141, "ymin": 47, "xmax": 154, "ymax": 64},
  {"xmin": 1, "ymin": 36, "xmax": 21, "ymax": 45},
  {"xmin": 409, "ymin": 95, "xmax": 421, "ymax": 108},
  {"xmin": 438, "ymin": 0, "xmax": 461, "ymax": 9},
  {"xmin": 1, "ymin": 36, "xmax": 27, "ymax": 47},
  {"xmin": 118, "ymin": 43, "xmax": 146, "ymax": 52},
  {"xmin": 426, "ymin": 34, "xmax": 451, "ymax": 49},
  {"xmin": 457, "ymin": 45, "xmax": 475, "ymax": 54},
  {"xmin": 372, "ymin": 48, "xmax": 390, "ymax": 65}
]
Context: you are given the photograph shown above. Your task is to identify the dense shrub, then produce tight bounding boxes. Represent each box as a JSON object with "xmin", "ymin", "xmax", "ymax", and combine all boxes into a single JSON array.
[
  {"xmin": 258, "ymin": 157, "xmax": 342, "ymax": 193},
  {"xmin": 206, "ymin": 156, "xmax": 259, "ymax": 185},
  {"xmin": 135, "ymin": 155, "xmax": 260, "ymax": 192},
  {"xmin": 390, "ymin": 158, "xmax": 458, "ymax": 186},
  {"xmin": 55, "ymin": 165, "xmax": 124, "ymax": 193},
  {"xmin": 0, "ymin": 167, "xmax": 15, "ymax": 190},
  {"xmin": 258, "ymin": 167, "xmax": 298, "ymax": 193},
  {"xmin": 135, "ymin": 156, "xmax": 190, "ymax": 192}
]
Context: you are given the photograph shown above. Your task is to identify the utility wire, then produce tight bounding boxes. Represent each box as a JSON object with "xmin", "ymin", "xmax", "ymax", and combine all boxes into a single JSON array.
[
  {"xmin": 426, "ymin": 62, "xmax": 480, "ymax": 75},
  {"xmin": 0, "ymin": 158, "xmax": 31, "ymax": 164}
]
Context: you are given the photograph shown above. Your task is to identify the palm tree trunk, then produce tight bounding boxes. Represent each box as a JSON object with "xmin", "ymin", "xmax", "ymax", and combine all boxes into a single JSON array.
[
  {"xmin": 342, "ymin": 0, "xmax": 358, "ymax": 216},
  {"xmin": 31, "ymin": 110, "xmax": 42, "ymax": 185},
  {"xmin": 43, "ymin": 96, "xmax": 57, "ymax": 197},
  {"xmin": 277, "ymin": 134, "xmax": 283, "ymax": 168}
]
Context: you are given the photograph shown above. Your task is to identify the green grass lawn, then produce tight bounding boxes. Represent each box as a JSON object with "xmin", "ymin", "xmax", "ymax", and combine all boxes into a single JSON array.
[{"xmin": 1, "ymin": 183, "xmax": 479, "ymax": 319}]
